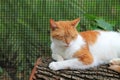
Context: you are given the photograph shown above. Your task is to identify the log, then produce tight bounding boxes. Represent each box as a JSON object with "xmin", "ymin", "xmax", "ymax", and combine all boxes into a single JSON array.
[
  {"xmin": 29, "ymin": 57, "xmax": 42, "ymax": 80},
  {"xmin": 30, "ymin": 57, "xmax": 120, "ymax": 80}
]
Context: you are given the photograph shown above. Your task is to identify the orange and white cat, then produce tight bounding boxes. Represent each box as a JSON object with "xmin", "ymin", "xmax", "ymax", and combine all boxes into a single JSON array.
[{"xmin": 49, "ymin": 18, "xmax": 120, "ymax": 72}]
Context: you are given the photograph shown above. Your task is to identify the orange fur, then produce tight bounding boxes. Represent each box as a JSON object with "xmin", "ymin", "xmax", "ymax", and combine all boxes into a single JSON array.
[
  {"xmin": 50, "ymin": 19, "xmax": 96, "ymax": 65},
  {"xmin": 50, "ymin": 19, "xmax": 80, "ymax": 45},
  {"xmin": 80, "ymin": 31, "xmax": 100, "ymax": 45},
  {"xmin": 72, "ymin": 31, "xmax": 99, "ymax": 65},
  {"xmin": 73, "ymin": 46, "xmax": 93, "ymax": 65},
  {"xmin": 71, "ymin": 18, "xmax": 80, "ymax": 27},
  {"xmin": 50, "ymin": 18, "xmax": 120, "ymax": 72}
]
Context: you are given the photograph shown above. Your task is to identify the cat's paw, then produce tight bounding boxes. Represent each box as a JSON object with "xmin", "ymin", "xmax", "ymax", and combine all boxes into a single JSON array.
[
  {"xmin": 109, "ymin": 58, "xmax": 120, "ymax": 65},
  {"xmin": 49, "ymin": 62, "xmax": 59, "ymax": 70}
]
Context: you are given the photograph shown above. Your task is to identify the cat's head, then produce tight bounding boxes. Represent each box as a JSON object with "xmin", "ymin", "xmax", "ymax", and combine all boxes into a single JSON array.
[{"xmin": 50, "ymin": 18, "xmax": 80, "ymax": 47}]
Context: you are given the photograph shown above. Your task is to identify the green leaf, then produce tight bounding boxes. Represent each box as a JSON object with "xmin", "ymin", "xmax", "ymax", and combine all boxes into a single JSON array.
[
  {"xmin": 84, "ymin": 14, "xmax": 97, "ymax": 20},
  {"xmin": 95, "ymin": 18, "xmax": 114, "ymax": 31},
  {"xmin": 0, "ymin": 67, "xmax": 3, "ymax": 73}
]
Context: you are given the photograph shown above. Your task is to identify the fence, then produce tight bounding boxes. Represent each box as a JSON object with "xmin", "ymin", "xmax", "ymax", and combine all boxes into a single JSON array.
[{"xmin": 0, "ymin": 0, "xmax": 120, "ymax": 80}]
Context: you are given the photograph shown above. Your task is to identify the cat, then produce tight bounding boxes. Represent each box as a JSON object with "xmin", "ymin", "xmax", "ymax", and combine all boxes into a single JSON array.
[
  {"xmin": 49, "ymin": 18, "xmax": 120, "ymax": 72},
  {"xmin": 109, "ymin": 58, "xmax": 120, "ymax": 72}
]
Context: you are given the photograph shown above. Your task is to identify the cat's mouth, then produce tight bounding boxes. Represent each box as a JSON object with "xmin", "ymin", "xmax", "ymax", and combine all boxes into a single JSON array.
[
  {"xmin": 65, "ymin": 45, "xmax": 69, "ymax": 47},
  {"xmin": 64, "ymin": 44, "xmax": 71, "ymax": 47},
  {"xmin": 64, "ymin": 43, "xmax": 72, "ymax": 47}
]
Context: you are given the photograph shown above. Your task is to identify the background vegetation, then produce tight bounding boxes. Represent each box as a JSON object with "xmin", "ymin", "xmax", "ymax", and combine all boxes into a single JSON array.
[{"xmin": 0, "ymin": 0, "xmax": 120, "ymax": 79}]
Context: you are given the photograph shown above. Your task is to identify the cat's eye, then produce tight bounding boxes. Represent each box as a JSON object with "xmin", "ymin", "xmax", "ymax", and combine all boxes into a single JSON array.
[
  {"xmin": 52, "ymin": 27, "xmax": 58, "ymax": 31},
  {"xmin": 71, "ymin": 36, "xmax": 76, "ymax": 39},
  {"xmin": 56, "ymin": 34, "xmax": 63, "ymax": 37},
  {"xmin": 65, "ymin": 35, "xmax": 69, "ymax": 38},
  {"xmin": 60, "ymin": 35, "xmax": 64, "ymax": 37}
]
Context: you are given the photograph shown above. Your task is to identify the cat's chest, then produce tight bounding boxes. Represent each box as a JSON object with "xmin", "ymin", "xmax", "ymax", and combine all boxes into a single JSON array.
[
  {"xmin": 51, "ymin": 44, "xmax": 81, "ymax": 59},
  {"xmin": 58, "ymin": 47, "xmax": 74, "ymax": 59},
  {"xmin": 51, "ymin": 35, "xmax": 85, "ymax": 59}
]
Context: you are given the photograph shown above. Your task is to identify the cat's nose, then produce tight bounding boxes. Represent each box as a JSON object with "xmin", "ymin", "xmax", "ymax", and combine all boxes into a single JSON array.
[{"xmin": 65, "ymin": 39, "xmax": 70, "ymax": 47}]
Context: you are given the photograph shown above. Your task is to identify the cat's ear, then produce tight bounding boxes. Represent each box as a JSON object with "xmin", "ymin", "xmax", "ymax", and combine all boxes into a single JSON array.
[
  {"xmin": 71, "ymin": 18, "xmax": 80, "ymax": 28},
  {"xmin": 50, "ymin": 19, "xmax": 57, "ymax": 31}
]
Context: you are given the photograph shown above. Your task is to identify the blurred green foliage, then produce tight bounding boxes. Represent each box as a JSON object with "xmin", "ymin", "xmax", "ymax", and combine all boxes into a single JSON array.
[
  {"xmin": 0, "ymin": 0, "xmax": 120, "ymax": 79},
  {"xmin": 84, "ymin": 14, "xmax": 115, "ymax": 30}
]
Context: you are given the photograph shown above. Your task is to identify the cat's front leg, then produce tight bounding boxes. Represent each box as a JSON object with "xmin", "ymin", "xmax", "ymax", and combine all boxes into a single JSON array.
[
  {"xmin": 52, "ymin": 53, "xmax": 64, "ymax": 61},
  {"xmin": 49, "ymin": 58, "xmax": 93, "ymax": 70}
]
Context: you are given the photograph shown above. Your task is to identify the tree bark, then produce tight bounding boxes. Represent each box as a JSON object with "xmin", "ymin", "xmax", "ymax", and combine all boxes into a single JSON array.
[{"xmin": 30, "ymin": 57, "xmax": 120, "ymax": 80}]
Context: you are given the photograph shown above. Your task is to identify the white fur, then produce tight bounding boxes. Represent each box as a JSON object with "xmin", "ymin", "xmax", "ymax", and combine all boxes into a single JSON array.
[
  {"xmin": 49, "ymin": 31, "xmax": 120, "ymax": 70},
  {"xmin": 90, "ymin": 31, "xmax": 120, "ymax": 66},
  {"xmin": 50, "ymin": 35, "xmax": 85, "ymax": 60}
]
